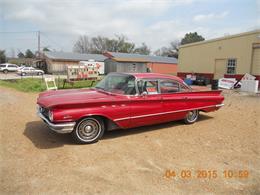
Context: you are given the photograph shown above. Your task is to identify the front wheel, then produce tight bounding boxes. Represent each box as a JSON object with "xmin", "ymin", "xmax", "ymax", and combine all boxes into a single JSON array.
[
  {"xmin": 184, "ymin": 110, "xmax": 199, "ymax": 124},
  {"xmin": 72, "ymin": 117, "xmax": 105, "ymax": 144}
]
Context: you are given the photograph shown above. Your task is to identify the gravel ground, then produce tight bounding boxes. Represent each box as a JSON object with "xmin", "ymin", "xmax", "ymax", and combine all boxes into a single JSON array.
[{"xmin": 0, "ymin": 86, "xmax": 259, "ymax": 194}]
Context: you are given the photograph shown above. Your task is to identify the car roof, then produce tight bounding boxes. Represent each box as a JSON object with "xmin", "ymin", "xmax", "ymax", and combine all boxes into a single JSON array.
[
  {"xmin": 114, "ymin": 72, "xmax": 184, "ymax": 82},
  {"xmin": 0, "ymin": 63, "xmax": 16, "ymax": 65}
]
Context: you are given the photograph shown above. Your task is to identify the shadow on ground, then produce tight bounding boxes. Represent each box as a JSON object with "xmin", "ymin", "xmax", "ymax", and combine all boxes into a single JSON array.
[
  {"xmin": 24, "ymin": 114, "xmax": 213, "ymax": 149},
  {"xmin": 23, "ymin": 121, "xmax": 74, "ymax": 149}
]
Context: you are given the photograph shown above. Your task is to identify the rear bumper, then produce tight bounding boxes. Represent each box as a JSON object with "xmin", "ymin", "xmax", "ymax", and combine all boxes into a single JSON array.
[{"xmin": 37, "ymin": 112, "xmax": 75, "ymax": 133}]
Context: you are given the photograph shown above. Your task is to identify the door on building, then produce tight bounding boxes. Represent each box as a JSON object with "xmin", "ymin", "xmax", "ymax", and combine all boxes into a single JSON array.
[
  {"xmin": 214, "ymin": 59, "xmax": 226, "ymax": 79},
  {"xmin": 252, "ymin": 44, "xmax": 260, "ymax": 75}
]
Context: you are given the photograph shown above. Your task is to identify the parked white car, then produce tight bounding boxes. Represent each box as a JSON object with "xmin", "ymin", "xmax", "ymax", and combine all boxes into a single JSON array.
[
  {"xmin": 0, "ymin": 63, "xmax": 19, "ymax": 73},
  {"xmin": 17, "ymin": 67, "xmax": 44, "ymax": 76}
]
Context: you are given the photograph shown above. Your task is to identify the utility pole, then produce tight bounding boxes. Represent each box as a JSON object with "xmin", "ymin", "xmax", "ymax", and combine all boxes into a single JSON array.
[{"xmin": 37, "ymin": 30, "xmax": 40, "ymax": 58}]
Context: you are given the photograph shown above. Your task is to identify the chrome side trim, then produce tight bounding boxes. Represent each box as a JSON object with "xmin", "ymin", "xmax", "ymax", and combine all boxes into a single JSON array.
[
  {"xmin": 37, "ymin": 112, "xmax": 75, "ymax": 133},
  {"xmin": 114, "ymin": 104, "xmax": 223, "ymax": 122}
]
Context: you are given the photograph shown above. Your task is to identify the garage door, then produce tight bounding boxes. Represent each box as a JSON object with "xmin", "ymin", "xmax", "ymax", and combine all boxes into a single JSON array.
[
  {"xmin": 252, "ymin": 45, "xmax": 260, "ymax": 75},
  {"xmin": 214, "ymin": 59, "xmax": 226, "ymax": 79}
]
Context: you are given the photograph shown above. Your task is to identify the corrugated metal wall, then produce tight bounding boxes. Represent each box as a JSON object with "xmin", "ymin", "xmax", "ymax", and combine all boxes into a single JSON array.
[{"xmin": 105, "ymin": 59, "xmax": 147, "ymax": 74}]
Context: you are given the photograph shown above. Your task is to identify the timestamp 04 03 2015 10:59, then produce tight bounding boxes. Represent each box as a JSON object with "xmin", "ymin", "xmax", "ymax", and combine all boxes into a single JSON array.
[{"xmin": 164, "ymin": 170, "xmax": 249, "ymax": 180}]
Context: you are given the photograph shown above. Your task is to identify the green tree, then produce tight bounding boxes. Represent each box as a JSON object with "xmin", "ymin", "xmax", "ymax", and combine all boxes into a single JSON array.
[
  {"xmin": 134, "ymin": 43, "xmax": 151, "ymax": 55},
  {"xmin": 17, "ymin": 52, "xmax": 25, "ymax": 58},
  {"xmin": 25, "ymin": 49, "xmax": 35, "ymax": 58},
  {"xmin": 181, "ymin": 32, "xmax": 205, "ymax": 45},
  {"xmin": 43, "ymin": 47, "xmax": 50, "ymax": 52},
  {"xmin": 0, "ymin": 50, "xmax": 6, "ymax": 63}
]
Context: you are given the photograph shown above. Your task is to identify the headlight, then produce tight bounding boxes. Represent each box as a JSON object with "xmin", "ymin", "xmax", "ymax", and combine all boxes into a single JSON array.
[{"xmin": 48, "ymin": 110, "xmax": 53, "ymax": 121}]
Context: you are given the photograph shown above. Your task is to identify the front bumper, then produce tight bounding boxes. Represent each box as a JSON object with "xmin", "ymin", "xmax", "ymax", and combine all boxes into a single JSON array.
[
  {"xmin": 216, "ymin": 103, "xmax": 225, "ymax": 107},
  {"xmin": 37, "ymin": 111, "xmax": 75, "ymax": 133}
]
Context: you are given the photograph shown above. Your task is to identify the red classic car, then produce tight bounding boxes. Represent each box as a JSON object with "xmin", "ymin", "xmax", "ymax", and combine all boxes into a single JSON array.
[{"xmin": 37, "ymin": 73, "xmax": 224, "ymax": 144}]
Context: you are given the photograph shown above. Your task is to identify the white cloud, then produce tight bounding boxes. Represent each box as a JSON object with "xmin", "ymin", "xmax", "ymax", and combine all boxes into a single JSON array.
[
  {"xmin": 1, "ymin": 0, "xmax": 257, "ymax": 53},
  {"xmin": 193, "ymin": 11, "xmax": 229, "ymax": 22}
]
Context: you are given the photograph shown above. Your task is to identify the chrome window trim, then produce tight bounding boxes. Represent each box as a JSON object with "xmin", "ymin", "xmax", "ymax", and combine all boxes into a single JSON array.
[{"xmin": 114, "ymin": 104, "xmax": 224, "ymax": 121}]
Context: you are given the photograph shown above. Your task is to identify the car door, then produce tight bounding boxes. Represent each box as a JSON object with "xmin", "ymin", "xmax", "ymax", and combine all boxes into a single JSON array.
[
  {"xmin": 160, "ymin": 79, "xmax": 191, "ymax": 122},
  {"xmin": 29, "ymin": 67, "xmax": 36, "ymax": 75},
  {"xmin": 8, "ymin": 64, "xmax": 17, "ymax": 71},
  {"xmin": 129, "ymin": 79, "xmax": 163, "ymax": 127},
  {"xmin": 22, "ymin": 67, "xmax": 29, "ymax": 74}
]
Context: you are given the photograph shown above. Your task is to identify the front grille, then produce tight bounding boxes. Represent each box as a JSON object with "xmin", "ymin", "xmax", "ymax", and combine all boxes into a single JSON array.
[{"xmin": 40, "ymin": 106, "xmax": 49, "ymax": 118}]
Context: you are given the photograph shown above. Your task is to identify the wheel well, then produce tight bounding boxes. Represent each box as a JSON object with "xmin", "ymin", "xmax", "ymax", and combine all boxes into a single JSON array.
[{"xmin": 77, "ymin": 115, "xmax": 120, "ymax": 131}]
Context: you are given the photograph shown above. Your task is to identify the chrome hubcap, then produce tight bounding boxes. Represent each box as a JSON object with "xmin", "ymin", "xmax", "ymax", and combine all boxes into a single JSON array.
[
  {"xmin": 187, "ymin": 110, "xmax": 198, "ymax": 122},
  {"xmin": 77, "ymin": 119, "xmax": 100, "ymax": 141}
]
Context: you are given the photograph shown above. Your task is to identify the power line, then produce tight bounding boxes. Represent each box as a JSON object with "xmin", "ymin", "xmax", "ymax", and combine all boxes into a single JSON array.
[{"xmin": 0, "ymin": 31, "xmax": 38, "ymax": 34}]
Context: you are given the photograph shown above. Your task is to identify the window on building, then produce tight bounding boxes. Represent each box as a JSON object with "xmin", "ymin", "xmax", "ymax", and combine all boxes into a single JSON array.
[
  {"xmin": 132, "ymin": 64, "xmax": 136, "ymax": 72},
  {"xmin": 227, "ymin": 59, "xmax": 236, "ymax": 74}
]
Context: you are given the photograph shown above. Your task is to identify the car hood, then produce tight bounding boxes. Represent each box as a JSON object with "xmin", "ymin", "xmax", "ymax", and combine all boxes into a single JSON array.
[{"xmin": 37, "ymin": 88, "xmax": 113, "ymax": 108}]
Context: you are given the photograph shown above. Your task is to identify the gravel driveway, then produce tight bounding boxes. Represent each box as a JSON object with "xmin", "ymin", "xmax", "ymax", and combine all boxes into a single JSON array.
[{"xmin": 0, "ymin": 87, "xmax": 259, "ymax": 194}]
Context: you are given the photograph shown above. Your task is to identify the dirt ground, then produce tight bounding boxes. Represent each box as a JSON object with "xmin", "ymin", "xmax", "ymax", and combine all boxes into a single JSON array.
[{"xmin": 0, "ymin": 86, "xmax": 259, "ymax": 194}]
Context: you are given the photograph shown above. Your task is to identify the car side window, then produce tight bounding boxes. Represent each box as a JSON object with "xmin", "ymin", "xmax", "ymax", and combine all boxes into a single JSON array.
[
  {"xmin": 160, "ymin": 80, "xmax": 180, "ymax": 93},
  {"xmin": 180, "ymin": 83, "xmax": 191, "ymax": 92},
  {"xmin": 8, "ymin": 65, "xmax": 17, "ymax": 68},
  {"xmin": 138, "ymin": 80, "xmax": 159, "ymax": 95}
]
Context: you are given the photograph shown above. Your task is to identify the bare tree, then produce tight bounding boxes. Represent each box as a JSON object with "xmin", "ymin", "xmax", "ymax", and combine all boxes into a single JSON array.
[
  {"xmin": 154, "ymin": 40, "xmax": 180, "ymax": 58},
  {"xmin": 73, "ymin": 35, "xmax": 93, "ymax": 53},
  {"xmin": 134, "ymin": 42, "xmax": 151, "ymax": 55},
  {"xmin": 73, "ymin": 34, "xmax": 136, "ymax": 54}
]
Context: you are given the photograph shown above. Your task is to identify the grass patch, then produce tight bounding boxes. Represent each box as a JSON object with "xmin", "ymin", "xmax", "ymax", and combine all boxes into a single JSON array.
[{"xmin": 0, "ymin": 78, "xmax": 98, "ymax": 92}]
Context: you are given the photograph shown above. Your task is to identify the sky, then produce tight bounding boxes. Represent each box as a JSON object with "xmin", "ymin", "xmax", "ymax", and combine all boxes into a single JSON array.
[{"xmin": 0, "ymin": 0, "xmax": 259, "ymax": 57}]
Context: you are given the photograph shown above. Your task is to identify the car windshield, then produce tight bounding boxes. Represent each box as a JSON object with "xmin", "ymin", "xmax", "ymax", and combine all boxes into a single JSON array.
[{"xmin": 95, "ymin": 74, "xmax": 136, "ymax": 95}]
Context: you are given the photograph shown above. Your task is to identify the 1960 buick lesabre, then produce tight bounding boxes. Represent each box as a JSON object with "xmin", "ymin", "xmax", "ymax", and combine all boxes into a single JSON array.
[{"xmin": 37, "ymin": 73, "xmax": 224, "ymax": 144}]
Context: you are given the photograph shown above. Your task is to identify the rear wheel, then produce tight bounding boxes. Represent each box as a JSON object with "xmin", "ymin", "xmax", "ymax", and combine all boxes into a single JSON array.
[
  {"xmin": 22, "ymin": 72, "xmax": 26, "ymax": 76},
  {"xmin": 72, "ymin": 117, "xmax": 105, "ymax": 144},
  {"xmin": 38, "ymin": 72, "xmax": 43, "ymax": 75},
  {"xmin": 3, "ymin": 69, "xmax": 8, "ymax": 74},
  {"xmin": 184, "ymin": 110, "xmax": 199, "ymax": 124}
]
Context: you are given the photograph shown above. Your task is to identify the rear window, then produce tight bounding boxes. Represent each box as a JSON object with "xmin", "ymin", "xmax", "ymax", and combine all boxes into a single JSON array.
[
  {"xmin": 160, "ymin": 80, "xmax": 191, "ymax": 93},
  {"xmin": 0, "ymin": 65, "xmax": 6, "ymax": 68},
  {"xmin": 160, "ymin": 80, "xmax": 180, "ymax": 93},
  {"xmin": 137, "ymin": 80, "xmax": 159, "ymax": 94}
]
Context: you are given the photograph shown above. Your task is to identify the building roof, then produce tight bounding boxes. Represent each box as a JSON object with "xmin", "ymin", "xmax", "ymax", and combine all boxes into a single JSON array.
[
  {"xmin": 105, "ymin": 52, "xmax": 178, "ymax": 64},
  {"xmin": 180, "ymin": 29, "xmax": 260, "ymax": 48},
  {"xmin": 44, "ymin": 51, "xmax": 107, "ymax": 62}
]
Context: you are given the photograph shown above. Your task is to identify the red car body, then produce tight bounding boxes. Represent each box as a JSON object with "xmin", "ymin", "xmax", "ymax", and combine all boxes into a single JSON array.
[{"xmin": 37, "ymin": 73, "xmax": 224, "ymax": 143}]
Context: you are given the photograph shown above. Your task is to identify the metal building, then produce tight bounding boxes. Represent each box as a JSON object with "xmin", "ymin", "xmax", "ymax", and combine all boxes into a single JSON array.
[
  {"xmin": 104, "ymin": 52, "xmax": 178, "ymax": 75},
  {"xmin": 178, "ymin": 30, "xmax": 260, "ymax": 82},
  {"xmin": 43, "ymin": 51, "xmax": 107, "ymax": 74}
]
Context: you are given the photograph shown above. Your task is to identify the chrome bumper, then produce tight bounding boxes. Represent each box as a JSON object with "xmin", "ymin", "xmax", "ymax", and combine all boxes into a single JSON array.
[
  {"xmin": 37, "ymin": 112, "xmax": 75, "ymax": 133},
  {"xmin": 216, "ymin": 103, "xmax": 225, "ymax": 107}
]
